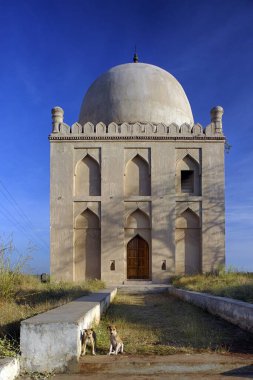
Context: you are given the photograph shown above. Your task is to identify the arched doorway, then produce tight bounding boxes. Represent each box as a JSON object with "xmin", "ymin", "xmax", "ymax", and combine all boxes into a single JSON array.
[{"xmin": 127, "ymin": 235, "xmax": 149, "ymax": 279}]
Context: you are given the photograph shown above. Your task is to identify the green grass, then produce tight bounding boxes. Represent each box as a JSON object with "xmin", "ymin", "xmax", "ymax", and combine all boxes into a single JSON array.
[
  {"xmin": 0, "ymin": 239, "xmax": 105, "ymax": 357},
  {"xmin": 171, "ymin": 270, "xmax": 253, "ymax": 303},
  {"xmin": 0, "ymin": 336, "xmax": 19, "ymax": 357},
  {"xmin": 95, "ymin": 293, "xmax": 253, "ymax": 355},
  {"xmin": 0, "ymin": 276, "xmax": 105, "ymax": 358}
]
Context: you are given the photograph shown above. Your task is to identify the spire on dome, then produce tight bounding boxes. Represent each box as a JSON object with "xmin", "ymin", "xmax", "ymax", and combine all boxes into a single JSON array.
[{"xmin": 133, "ymin": 46, "xmax": 139, "ymax": 63}]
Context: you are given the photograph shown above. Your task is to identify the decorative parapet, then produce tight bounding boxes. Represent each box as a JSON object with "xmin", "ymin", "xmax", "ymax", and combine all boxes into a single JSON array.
[
  {"xmin": 51, "ymin": 106, "xmax": 64, "ymax": 133},
  {"xmin": 210, "ymin": 106, "xmax": 224, "ymax": 134},
  {"xmin": 49, "ymin": 106, "xmax": 225, "ymax": 140}
]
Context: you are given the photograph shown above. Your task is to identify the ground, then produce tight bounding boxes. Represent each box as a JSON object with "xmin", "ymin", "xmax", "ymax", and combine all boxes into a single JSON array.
[
  {"xmin": 96, "ymin": 292, "xmax": 253, "ymax": 355},
  {"xmin": 18, "ymin": 291, "xmax": 253, "ymax": 379}
]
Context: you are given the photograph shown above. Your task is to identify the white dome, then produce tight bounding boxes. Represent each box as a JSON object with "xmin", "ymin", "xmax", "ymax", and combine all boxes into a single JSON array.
[{"xmin": 79, "ymin": 63, "xmax": 194, "ymax": 126}]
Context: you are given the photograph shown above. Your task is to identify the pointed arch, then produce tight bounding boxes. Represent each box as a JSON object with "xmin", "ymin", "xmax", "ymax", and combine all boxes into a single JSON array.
[
  {"xmin": 126, "ymin": 209, "xmax": 150, "ymax": 229},
  {"xmin": 124, "ymin": 154, "xmax": 151, "ymax": 196},
  {"xmin": 74, "ymin": 208, "xmax": 101, "ymax": 281},
  {"xmin": 180, "ymin": 154, "xmax": 199, "ymax": 168},
  {"xmin": 176, "ymin": 154, "xmax": 201, "ymax": 195},
  {"xmin": 75, "ymin": 154, "xmax": 101, "ymax": 196},
  {"xmin": 127, "ymin": 233, "xmax": 148, "ymax": 245},
  {"xmin": 75, "ymin": 208, "xmax": 100, "ymax": 229},
  {"xmin": 127, "ymin": 234, "xmax": 149, "ymax": 279},
  {"xmin": 175, "ymin": 208, "xmax": 201, "ymax": 275},
  {"xmin": 124, "ymin": 207, "xmax": 151, "ymax": 280},
  {"xmin": 176, "ymin": 208, "xmax": 200, "ymax": 229}
]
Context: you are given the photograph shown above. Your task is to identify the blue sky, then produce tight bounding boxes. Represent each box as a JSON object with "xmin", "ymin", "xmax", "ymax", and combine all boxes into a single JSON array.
[{"xmin": 0, "ymin": 0, "xmax": 252, "ymax": 273}]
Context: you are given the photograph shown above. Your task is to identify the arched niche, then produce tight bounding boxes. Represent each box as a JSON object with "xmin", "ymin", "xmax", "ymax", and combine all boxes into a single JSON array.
[
  {"xmin": 176, "ymin": 154, "xmax": 201, "ymax": 195},
  {"xmin": 75, "ymin": 154, "xmax": 101, "ymax": 196},
  {"xmin": 124, "ymin": 154, "xmax": 151, "ymax": 197},
  {"xmin": 175, "ymin": 208, "xmax": 200, "ymax": 229},
  {"xmin": 126, "ymin": 209, "xmax": 150, "ymax": 229},
  {"xmin": 75, "ymin": 208, "xmax": 100, "ymax": 229},
  {"xmin": 175, "ymin": 208, "xmax": 201, "ymax": 275},
  {"xmin": 74, "ymin": 208, "xmax": 101, "ymax": 281}
]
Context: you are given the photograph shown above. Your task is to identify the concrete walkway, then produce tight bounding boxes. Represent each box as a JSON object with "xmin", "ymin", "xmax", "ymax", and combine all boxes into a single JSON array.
[
  {"xmin": 78, "ymin": 353, "xmax": 253, "ymax": 379},
  {"xmin": 19, "ymin": 353, "xmax": 253, "ymax": 379}
]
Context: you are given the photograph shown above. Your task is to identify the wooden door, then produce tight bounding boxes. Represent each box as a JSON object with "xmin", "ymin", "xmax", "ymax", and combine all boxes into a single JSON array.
[{"xmin": 127, "ymin": 235, "xmax": 149, "ymax": 279}]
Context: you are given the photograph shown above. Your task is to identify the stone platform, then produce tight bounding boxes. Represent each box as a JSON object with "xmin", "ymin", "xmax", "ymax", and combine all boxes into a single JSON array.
[{"xmin": 20, "ymin": 288, "xmax": 117, "ymax": 373}]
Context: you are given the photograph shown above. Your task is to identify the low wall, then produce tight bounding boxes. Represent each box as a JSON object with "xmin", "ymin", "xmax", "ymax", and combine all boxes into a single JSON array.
[
  {"xmin": 20, "ymin": 288, "xmax": 117, "ymax": 373},
  {"xmin": 168, "ymin": 286, "xmax": 253, "ymax": 333},
  {"xmin": 0, "ymin": 358, "xmax": 20, "ymax": 380}
]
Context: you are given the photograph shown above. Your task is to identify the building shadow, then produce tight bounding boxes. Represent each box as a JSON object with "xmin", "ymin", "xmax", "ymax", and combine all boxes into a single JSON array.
[{"xmin": 222, "ymin": 365, "xmax": 253, "ymax": 378}]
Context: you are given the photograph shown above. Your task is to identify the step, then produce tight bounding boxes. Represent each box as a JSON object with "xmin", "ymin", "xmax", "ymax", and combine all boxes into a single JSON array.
[
  {"xmin": 118, "ymin": 283, "xmax": 170, "ymax": 294},
  {"xmin": 79, "ymin": 354, "xmax": 253, "ymax": 376},
  {"xmin": 123, "ymin": 280, "xmax": 153, "ymax": 285}
]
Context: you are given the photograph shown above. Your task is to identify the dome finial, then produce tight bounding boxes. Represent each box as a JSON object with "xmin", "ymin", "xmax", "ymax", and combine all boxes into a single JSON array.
[{"xmin": 133, "ymin": 45, "xmax": 139, "ymax": 63}]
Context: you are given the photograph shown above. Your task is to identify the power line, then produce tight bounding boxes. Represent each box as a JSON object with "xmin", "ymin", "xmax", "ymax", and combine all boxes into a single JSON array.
[
  {"xmin": 0, "ymin": 179, "xmax": 49, "ymax": 250},
  {"xmin": 0, "ymin": 206, "xmax": 38, "ymax": 244},
  {"xmin": 0, "ymin": 199, "xmax": 48, "ymax": 250}
]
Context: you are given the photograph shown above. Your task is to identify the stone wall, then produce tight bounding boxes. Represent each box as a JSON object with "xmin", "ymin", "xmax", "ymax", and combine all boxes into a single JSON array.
[
  {"xmin": 49, "ymin": 107, "xmax": 225, "ymax": 284},
  {"xmin": 168, "ymin": 287, "xmax": 253, "ymax": 333},
  {"xmin": 20, "ymin": 289, "xmax": 117, "ymax": 373}
]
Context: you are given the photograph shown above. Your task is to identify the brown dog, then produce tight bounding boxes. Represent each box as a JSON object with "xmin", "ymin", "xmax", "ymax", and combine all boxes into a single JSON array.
[
  {"xmin": 81, "ymin": 328, "xmax": 96, "ymax": 355},
  {"xmin": 107, "ymin": 325, "xmax": 124, "ymax": 355}
]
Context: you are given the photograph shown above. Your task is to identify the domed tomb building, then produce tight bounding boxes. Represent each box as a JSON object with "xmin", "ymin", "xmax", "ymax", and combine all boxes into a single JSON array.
[{"xmin": 49, "ymin": 61, "xmax": 225, "ymax": 283}]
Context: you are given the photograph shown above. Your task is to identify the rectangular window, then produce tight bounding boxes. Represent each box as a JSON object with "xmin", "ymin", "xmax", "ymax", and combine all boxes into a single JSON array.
[{"xmin": 181, "ymin": 170, "xmax": 194, "ymax": 193}]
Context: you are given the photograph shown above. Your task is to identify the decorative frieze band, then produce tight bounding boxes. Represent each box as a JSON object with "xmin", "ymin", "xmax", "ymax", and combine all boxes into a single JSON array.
[
  {"xmin": 49, "ymin": 121, "xmax": 225, "ymax": 140},
  {"xmin": 50, "ymin": 106, "xmax": 225, "ymax": 140},
  {"xmin": 49, "ymin": 134, "xmax": 225, "ymax": 141}
]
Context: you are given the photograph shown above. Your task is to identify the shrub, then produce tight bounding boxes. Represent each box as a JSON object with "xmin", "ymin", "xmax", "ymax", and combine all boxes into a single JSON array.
[
  {"xmin": 0, "ymin": 239, "xmax": 31, "ymax": 300},
  {"xmin": 171, "ymin": 270, "xmax": 253, "ymax": 303}
]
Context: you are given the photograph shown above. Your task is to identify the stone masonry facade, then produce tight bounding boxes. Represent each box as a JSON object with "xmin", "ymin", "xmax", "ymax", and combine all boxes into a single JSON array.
[{"xmin": 49, "ymin": 106, "xmax": 225, "ymax": 284}]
